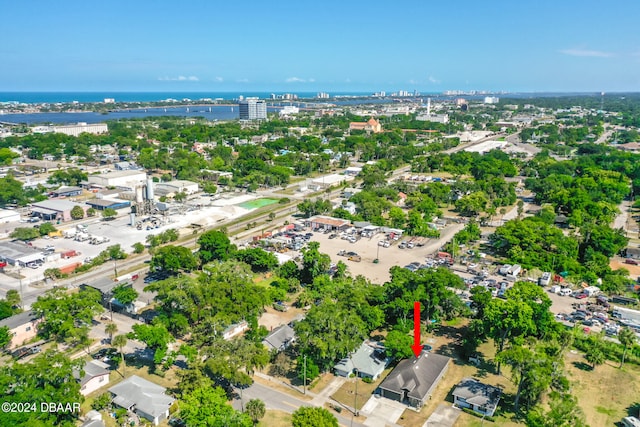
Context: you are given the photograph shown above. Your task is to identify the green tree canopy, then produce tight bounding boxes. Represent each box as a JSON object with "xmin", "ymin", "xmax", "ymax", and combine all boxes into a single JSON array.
[
  {"xmin": 291, "ymin": 407, "xmax": 338, "ymax": 427},
  {"xmin": 198, "ymin": 230, "xmax": 235, "ymax": 263}
]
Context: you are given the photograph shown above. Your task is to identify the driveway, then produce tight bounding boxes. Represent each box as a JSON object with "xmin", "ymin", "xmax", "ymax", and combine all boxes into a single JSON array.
[
  {"xmin": 423, "ymin": 404, "xmax": 461, "ymax": 427},
  {"xmin": 360, "ymin": 395, "xmax": 406, "ymax": 427}
]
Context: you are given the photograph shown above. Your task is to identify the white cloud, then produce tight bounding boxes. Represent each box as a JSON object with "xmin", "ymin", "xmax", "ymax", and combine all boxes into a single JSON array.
[
  {"xmin": 286, "ymin": 77, "xmax": 306, "ymax": 83},
  {"xmin": 559, "ymin": 48, "xmax": 613, "ymax": 58},
  {"xmin": 428, "ymin": 76, "xmax": 441, "ymax": 84},
  {"xmin": 214, "ymin": 76, "xmax": 224, "ymax": 82},
  {"xmin": 158, "ymin": 75, "xmax": 199, "ymax": 81}
]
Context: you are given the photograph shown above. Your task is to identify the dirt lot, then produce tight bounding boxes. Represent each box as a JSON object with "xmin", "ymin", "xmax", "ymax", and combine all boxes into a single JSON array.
[
  {"xmin": 309, "ymin": 223, "xmax": 465, "ymax": 285},
  {"xmin": 610, "ymin": 257, "xmax": 640, "ymax": 277}
]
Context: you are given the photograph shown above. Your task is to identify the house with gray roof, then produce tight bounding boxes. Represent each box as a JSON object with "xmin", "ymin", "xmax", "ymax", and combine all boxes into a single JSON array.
[
  {"xmin": 334, "ymin": 341, "xmax": 390, "ymax": 380},
  {"xmin": 74, "ymin": 359, "xmax": 111, "ymax": 396},
  {"xmin": 452, "ymin": 378, "xmax": 502, "ymax": 417},
  {"xmin": 108, "ymin": 375, "xmax": 175, "ymax": 426},
  {"xmin": 378, "ymin": 352, "xmax": 450, "ymax": 409},
  {"xmin": 262, "ymin": 324, "xmax": 296, "ymax": 352},
  {"xmin": 0, "ymin": 310, "xmax": 41, "ymax": 349}
]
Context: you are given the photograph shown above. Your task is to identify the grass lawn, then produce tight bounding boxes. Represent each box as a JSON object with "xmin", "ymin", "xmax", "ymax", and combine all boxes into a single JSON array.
[
  {"xmin": 565, "ymin": 349, "xmax": 640, "ymax": 426},
  {"xmin": 258, "ymin": 409, "xmax": 292, "ymax": 426},
  {"xmin": 330, "ymin": 369, "xmax": 392, "ymax": 411}
]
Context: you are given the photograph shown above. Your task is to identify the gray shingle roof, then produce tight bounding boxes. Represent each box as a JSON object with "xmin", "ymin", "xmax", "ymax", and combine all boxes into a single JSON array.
[
  {"xmin": 334, "ymin": 342, "xmax": 388, "ymax": 378},
  {"xmin": 0, "ymin": 310, "xmax": 39, "ymax": 330},
  {"xmin": 452, "ymin": 378, "xmax": 502, "ymax": 410},
  {"xmin": 109, "ymin": 375, "xmax": 175, "ymax": 419},
  {"xmin": 379, "ymin": 352, "xmax": 450, "ymax": 402},
  {"xmin": 262, "ymin": 324, "xmax": 295, "ymax": 351}
]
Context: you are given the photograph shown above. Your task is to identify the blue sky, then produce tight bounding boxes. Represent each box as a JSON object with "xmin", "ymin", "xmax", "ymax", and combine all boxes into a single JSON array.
[{"xmin": 2, "ymin": 0, "xmax": 639, "ymax": 92}]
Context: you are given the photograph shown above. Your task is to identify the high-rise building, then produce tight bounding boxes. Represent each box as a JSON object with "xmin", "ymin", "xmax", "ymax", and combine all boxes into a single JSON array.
[{"xmin": 238, "ymin": 98, "xmax": 267, "ymax": 120}]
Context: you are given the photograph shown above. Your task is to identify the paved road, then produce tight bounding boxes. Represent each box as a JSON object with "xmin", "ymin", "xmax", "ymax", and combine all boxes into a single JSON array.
[{"xmin": 233, "ymin": 381, "xmax": 366, "ymax": 427}]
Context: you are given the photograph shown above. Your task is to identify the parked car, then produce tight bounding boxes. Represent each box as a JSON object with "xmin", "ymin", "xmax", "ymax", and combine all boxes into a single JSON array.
[
  {"xmin": 575, "ymin": 293, "xmax": 588, "ymax": 299},
  {"xmin": 273, "ymin": 302, "xmax": 288, "ymax": 312},
  {"xmin": 624, "ymin": 258, "xmax": 639, "ymax": 265}
]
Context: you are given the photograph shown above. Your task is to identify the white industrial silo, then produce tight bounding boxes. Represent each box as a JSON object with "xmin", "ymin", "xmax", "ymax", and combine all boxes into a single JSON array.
[
  {"xmin": 129, "ymin": 213, "xmax": 136, "ymax": 226},
  {"xmin": 146, "ymin": 177, "xmax": 154, "ymax": 201},
  {"xmin": 135, "ymin": 186, "xmax": 144, "ymax": 203}
]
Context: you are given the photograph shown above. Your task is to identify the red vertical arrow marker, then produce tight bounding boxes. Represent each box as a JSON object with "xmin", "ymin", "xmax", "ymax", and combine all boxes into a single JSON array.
[{"xmin": 411, "ymin": 301, "xmax": 422, "ymax": 358}]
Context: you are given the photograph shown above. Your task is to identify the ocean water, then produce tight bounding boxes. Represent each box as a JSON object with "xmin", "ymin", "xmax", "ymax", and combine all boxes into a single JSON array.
[{"xmin": 0, "ymin": 91, "xmax": 372, "ymax": 104}]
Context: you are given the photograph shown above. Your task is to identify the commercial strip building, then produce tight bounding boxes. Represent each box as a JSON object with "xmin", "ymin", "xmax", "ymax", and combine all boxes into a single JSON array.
[
  {"xmin": 0, "ymin": 208, "xmax": 20, "ymax": 223},
  {"xmin": 30, "ymin": 199, "xmax": 87, "ymax": 222},
  {"xmin": 154, "ymin": 180, "xmax": 199, "ymax": 197},
  {"xmin": 0, "ymin": 241, "xmax": 46, "ymax": 267}
]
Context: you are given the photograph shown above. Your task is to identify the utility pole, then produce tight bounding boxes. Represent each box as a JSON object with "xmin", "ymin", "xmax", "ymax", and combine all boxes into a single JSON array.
[
  {"xmin": 18, "ymin": 266, "xmax": 24, "ymax": 310},
  {"xmin": 303, "ymin": 355, "xmax": 307, "ymax": 395}
]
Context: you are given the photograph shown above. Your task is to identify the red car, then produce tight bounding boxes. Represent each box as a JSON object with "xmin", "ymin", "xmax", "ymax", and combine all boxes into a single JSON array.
[
  {"xmin": 575, "ymin": 293, "xmax": 588, "ymax": 299},
  {"xmin": 624, "ymin": 258, "xmax": 639, "ymax": 265}
]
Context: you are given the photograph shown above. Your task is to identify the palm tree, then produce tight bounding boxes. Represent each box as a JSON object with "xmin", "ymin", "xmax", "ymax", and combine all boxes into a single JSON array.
[
  {"xmin": 112, "ymin": 334, "xmax": 128, "ymax": 378},
  {"xmin": 105, "ymin": 322, "xmax": 117, "ymax": 342},
  {"xmin": 245, "ymin": 399, "xmax": 265, "ymax": 425},
  {"xmin": 618, "ymin": 327, "xmax": 636, "ymax": 367}
]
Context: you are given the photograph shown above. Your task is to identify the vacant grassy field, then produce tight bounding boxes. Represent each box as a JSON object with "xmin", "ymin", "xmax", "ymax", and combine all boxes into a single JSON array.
[
  {"xmin": 565, "ymin": 349, "xmax": 640, "ymax": 426},
  {"xmin": 258, "ymin": 409, "xmax": 292, "ymax": 426},
  {"xmin": 330, "ymin": 368, "xmax": 393, "ymax": 411}
]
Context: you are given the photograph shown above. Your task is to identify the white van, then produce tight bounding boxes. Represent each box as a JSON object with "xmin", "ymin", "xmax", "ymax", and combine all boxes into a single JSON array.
[{"xmin": 559, "ymin": 288, "xmax": 573, "ymax": 296}]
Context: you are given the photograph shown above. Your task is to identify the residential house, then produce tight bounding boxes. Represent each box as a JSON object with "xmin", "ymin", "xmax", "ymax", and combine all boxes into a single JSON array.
[
  {"xmin": 80, "ymin": 410, "xmax": 106, "ymax": 427},
  {"xmin": 452, "ymin": 378, "xmax": 502, "ymax": 417},
  {"xmin": 262, "ymin": 324, "xmax": 296, "ymax": 352},
  {"xmin": 74, "ymin": 360, "xmax": 111, "ymax": 396},
  {"xmin": 108, "ymin": 375, "xmax": 175, "ymax": 426},
  {"xmin": 334, "ymin": 342, "xmax": 390, "ymax": 380},
  {"xmin": 223, "ymin": 320, "xmax": 249, "ymax": 340},
  {"xmin": 378, "ymin": 352, "xmax": 450, "ymax": 408},
  {"xmin": 0, "ymin": 311, "xmax": 41, "ymax": 349}
]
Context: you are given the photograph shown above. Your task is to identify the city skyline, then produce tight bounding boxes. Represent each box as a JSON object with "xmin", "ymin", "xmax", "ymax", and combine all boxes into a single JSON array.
[{"xmin": 2, "ymin": 0, "xmax": 639, "ymax": 93}]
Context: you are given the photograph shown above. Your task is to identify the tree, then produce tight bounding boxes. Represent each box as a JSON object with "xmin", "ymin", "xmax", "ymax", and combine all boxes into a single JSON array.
[
  {"xmin": 105, "ymin": 244, "xmax": 127, "ymax": 260},
  {"xmin": 527, "ymin": 392, "xmax": 587, "ymax": 427},
  {"xmin": 245, "ymin": 399, "xmax": 265, "ymax": 425},
  {"xmin": 291, "ymin": 406, "xmax": 338, "ymax": 427},
  {"xmin": 128, "ymin": 321, "xmax": 173, "ymax": 365},
  {"xmin": 618, "ymin": 327, "xmax": 636, "ymax": 367},
  {"xmin": 0, "ymin": 326, "xmax": 10, "ymax": 349},
  {"xmin": 234, "ymin": 248, "xmax": 279, "ymax": 272},
  {"xmin": 38, "ymin": 222, "xmax": 57, "ymax": 236},
  {"xmin": 112, "ymin": 284, "xmax": 138, "ymax": 305},
  {"xmin": 101, "ymin": 207, "xmax": 117, "ymax": 220},
  {"xmin": 70, "ymin": 205, "xmax": 84, "ymax": 220},
  {"xmin": 10, "ymin": 227, "xmax": 40, "ymax": 241},
  {"xmin": 132, "ymin": 242, "xmax": 145, "ymax": 254},
  {"xmin": 32, "ymin": 287, "xmax": 103, "ymax": 344},
  {"xmin": 112, "ymin": 334, "xmax": 128, "ymax": 377},
  {"xmin": 300, "ymin": 241, "xmax": 331, "ymax": 284},
  {"xmin": 174, "ymin": 191, "xmax": 187, "ymax": 203},
  {"xmin": 198, "ymin": 230, "xmax": 235, "ymax": 263},
  {"xmin": 5, "ymin": 290, "xmax": 20, "ymax": 308},
  {"xmin": 179, "ymin": 385, "xmax": 252, "ymax": 427},
  {"xmin": 384, "ymin": 329, "xmax": 414, "ymax": 360},
  {"xmin": 0, "ymin": 350, "xmax": 84, "ymax": 427},
  {"xmin": 0, "ymin": 300, "xmax": 15, "ymax": 320},
  {"xmin": 584, "ymin": 340, "xmax": 605, "ymax": 370},
  {"xmin": 105, "ymin": 322, "xmax": 117, "ymax": 341},
  {"xmin": 91, "ymin": 392, "xmax": 112, "ymax": 411},
  {"xmin": 86, "ymin": 207, "xmax": 96, "ymax": 217},
  {"xmin": 150, "ymin": 245, "xmax": 198, "ymax": 275}
]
